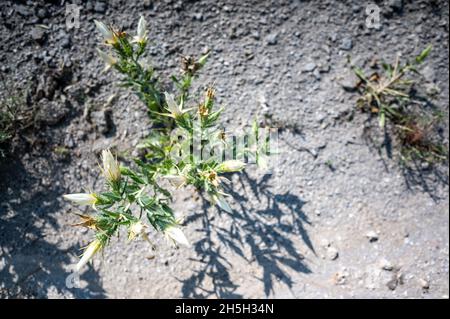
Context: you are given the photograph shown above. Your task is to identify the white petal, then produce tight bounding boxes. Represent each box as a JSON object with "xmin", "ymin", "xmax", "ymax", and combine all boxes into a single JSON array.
[
  {"xmin": 75, "ymin": 240, "xmax": 102, "ymax": 272},
  {"xmin": 137, "ymin": 16, "xmax": 146, "ymax": 38},
  {"xmin": 96, "ymin": 48, "xmax": 116, "ymax": 67},
  {"xmin": 164, "ymin": 92, "xmax": 180, "ymax": 115},
  {"xmin": 218, "ymin": 160, "xmax": 246, "ymax": 172},
  {"xmin": 165, "ymin": 226, "xmax": 190, "ymax": 247},
  {"xmin": 101, "ymin": 149, "xmax": 121, "ymax": 182},
  {"xmin": 63, "ymin": 193, "xmax": 96, "ymax": 206},
  {"xmin": 94, "ymin": 20, "xmax": 114, "ymax": 43}
]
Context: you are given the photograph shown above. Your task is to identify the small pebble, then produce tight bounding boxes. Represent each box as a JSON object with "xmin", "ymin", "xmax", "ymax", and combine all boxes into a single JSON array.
[
  {"xmin": 419, "ymin": 278, "xmax": 429, "ymax": 290},
  {"xmin": 366, "ymin": 231, "xmax": 379, "ymax": 242}
]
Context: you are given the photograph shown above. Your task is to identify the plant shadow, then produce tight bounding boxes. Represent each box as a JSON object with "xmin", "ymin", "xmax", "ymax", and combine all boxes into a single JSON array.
[
  {"xmin": 180, "ymin": 171, "xmax": 313, "ymax": 298},
  {"xmin": 0, "ymin": 155, "xmax": 106, "ymax": 298}
]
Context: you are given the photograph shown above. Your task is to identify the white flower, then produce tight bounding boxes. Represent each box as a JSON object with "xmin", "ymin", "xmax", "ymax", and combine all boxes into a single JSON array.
[
  {"xmin": 217, "ymin": 160, "xmax": 246, "ymax": 173},
  {"xmin": 165, "ymin": 92, "xmax": 183, "ymax": 117},
  {"xmin": 162, "ymin": 93, "xmax": 192, "ymax": 118},
  {"xmin": 101, "ymin": 149, "xmax": 121, "ymax": 183},
  {"xmin": 75, "ymin": 239, "xmax": 102, "ymax": 272},
  {"xmin": 94, "ymin": 20, "xmax": 117, "ymax": 45},
  {"xmin": 63, "ymin": 193, "xmax": 97, "ymax": 206},
  {"xmin": 128, "ymin": 221, "xmax": 146, "ymax": 241},
  {"xmin": 164, "ymin": 225, "xmax": 190, "ymax": 247},
  {"xmin": 164, "ymin": 174, "xmax": 187, "ymax": 188},
  {"xmin": 132, "ymin": 16, "xmax": 148, "ymax": 44},
  {"xmin": 96, "ymin": 48, "xmax": 117, "ymax": 71}
]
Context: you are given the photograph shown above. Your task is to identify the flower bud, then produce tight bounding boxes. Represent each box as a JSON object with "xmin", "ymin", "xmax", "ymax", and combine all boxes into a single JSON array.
[
  {"xmin": 165, "ymin": 92, "xmax": 182, "ymax": 117},
  {"xmin": 63, "ymin": 193, "xmax": 98, "ymax": 206},
  {"xmin": 163, "ymin": 93, "xmax": 192, "ymax": 118},
  {"xmin": 94, "ymin": 20, "xmax": 117, "ymax": 45},
  {"xmin": 132, "ymin": 16, "xmax": 148, "ymax": 44},
  {"xmin": 198, "ymin": 103, "xmax": 209, "ymax": 117},
  {"xmin": 76, "ymin": 239, "xmax": 102, "ymax": 272},
  {"xmin": 101, "ymin": 149, "xmax": 121, "ymax": 183},
  {"xmin": 96, "ymin": 48, "xmax": 117, "ymax": 71},
  {"xmin": 205, "ymin": 86, "xmax": 215, "ymax": 103},
  {"xmin": 217, "ymin": 160, "xmax": 246, "ymax": 173}
]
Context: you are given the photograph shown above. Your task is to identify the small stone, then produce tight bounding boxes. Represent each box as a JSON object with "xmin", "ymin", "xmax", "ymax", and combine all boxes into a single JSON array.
[
  {"xmin": 352, "ymin": 5, "xmax": 361, "ymax": 13},
  {"xmin": 388, "ymin": 0, "xmax": 403, "ymax": 12},
  {"xmin": 313, "ymin": 69, "xmax": 321, "ymax": 80},
  {"xmin": 90, "ymin": 108, "xmax": 113, "ymax": 135},
  {"xmin": 15, "ymin": 5, "xmax": 32, "ymax": 17},
  {"xmin": 333, "ymin": 271, "xmax": 348, "ymax": 285},
  {"xmin": 94, "ymin": 2, "xmax": 107, "ymax": 13},
  {"xmin": 143, "ymin": 0, "xmax": 153, "ymax": 9},
  {"xmin": 329, "ymin": 33, "xmax": 337, "ymax": 42},
  {"xmin": 366, "ymin": 231, "xmax": 379, "ymax": 242},
  {"xmin": 31, "ymin": 27, "xmax": 46, "ymax": 43},
  {"xmin": 418, "ymin": 278, "xmax": 429, "ymax": 290},
  {"xmin": 340, "ymin": 70, "xmax": 359, "ymax": 91},
  {"xmin": 387, "ymin": 278, "xmax": 398, "ymax": 290},
  {"xmin": 340, "ymin": 38, "xmax": 353, "ymax": 51},
  {"xmin": 421, "ymin": 162, "xmax": 431, "ymax": 170},
  {"xmin": 64, "ymin": 134, "xmax": 76, "ymax": 149},
  {"xmin": 61, "ymin": 36, "xmax": 71, "ymax": 48},
  {"xmin": 193, "ymin": 13, "xmax": 203, "ymax": 21},
  {"xmin": 326, "ymin": 246, "xmax": 339, "ymax": 260},
  {"xmin": 251, "ymin": 31, "xmax": 260, "ymax": 40},
  {"xmin": 422, "ymin": 66, "xmax": 436, "ymax": 83},
  {"xmin": 319, "ymin": 65, "xmax": 330, "ymax": 73},
  {"xmin": 36, "ymin": 8, "xmax": 49, "ymax": 19},
  {"xmin": 379, "ymin": 258, "xmax": 394, "ymax": 271},
  {"xmin": 303, "ymin": 62, "xmax": 317, "ymax": 72},
  {"xmin": 266, "ymin": 33, "xmax": 278, "ymax": 45}
]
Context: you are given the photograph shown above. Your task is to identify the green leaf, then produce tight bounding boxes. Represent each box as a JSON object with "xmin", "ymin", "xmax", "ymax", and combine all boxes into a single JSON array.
[
  {"xmin": 120, "ymin": 166, "xmax": 145, "ymax": 184},
  {"xmin": 252, "ymin": 119, "xmax": 259, "ymax": 140},
  {"xmin": 353, "ymin": 67, "xmax": 368, "ymax": 82},
  {"xmin": 382, "ymin": 62, "xmax": 393, "ymax": 78},
  {"xmin": 203, "ymin": 108, "xmax": 223, "ymax": 127},
  {"xmin": 171, "ymin": 75, "xmax": 180, "ymax": 86},
  {"xmin": 198, "ymin": 52, "xmax": 210, "ymax": 67},
  {"xmin": 415, "ymin": 45, "xmax": 432, "ymax": 64}
]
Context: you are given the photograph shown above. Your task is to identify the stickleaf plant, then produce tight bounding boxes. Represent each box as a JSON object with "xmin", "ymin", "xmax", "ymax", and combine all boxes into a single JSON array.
[{"xmin": 63, "ymin": 17, "xmax": 271, "ymax": 271}]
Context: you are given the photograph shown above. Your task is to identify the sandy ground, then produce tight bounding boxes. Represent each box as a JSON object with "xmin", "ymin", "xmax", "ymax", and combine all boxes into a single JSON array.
[{"xmin": 0, "ymin": 0, "xmax": 448, "ymax": 298}]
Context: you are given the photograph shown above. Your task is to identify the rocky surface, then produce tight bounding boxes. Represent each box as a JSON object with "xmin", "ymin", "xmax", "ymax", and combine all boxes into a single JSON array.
[{"xmin": 0, "ymin": 0, "xmax": 448, "ymax": 299}]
